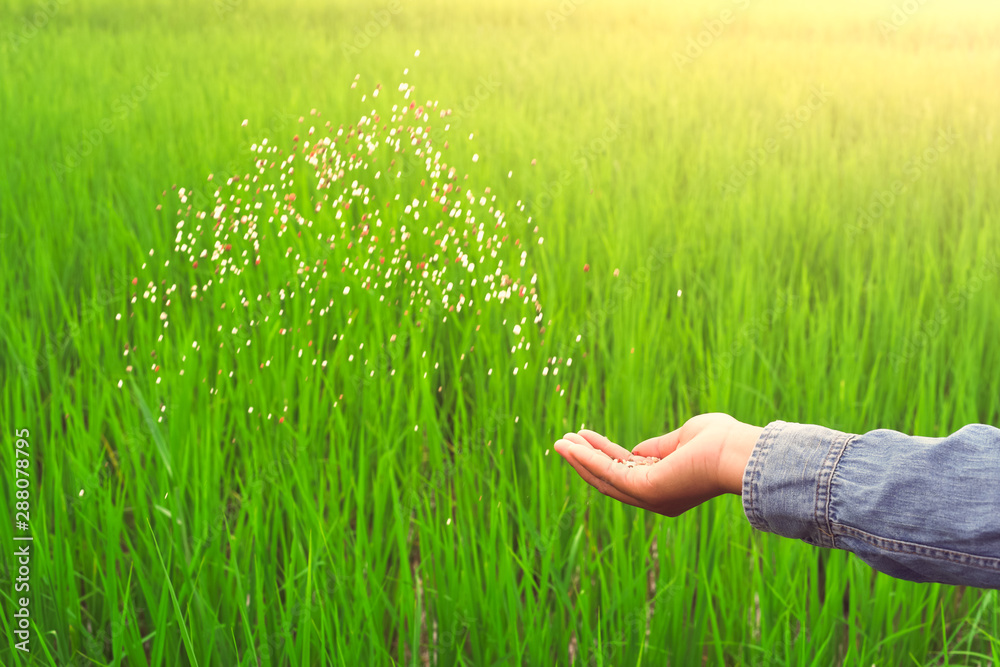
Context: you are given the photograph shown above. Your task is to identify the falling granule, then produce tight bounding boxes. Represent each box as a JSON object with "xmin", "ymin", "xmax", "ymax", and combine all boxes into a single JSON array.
[
  {"xmin": 583, "ymin": 264, "xmax": 590, "ymax": 272},
  {"xmin": 677, "ymin": 290, "xmax": 682, "ymax": 297},
  {"xmin": 241, "ymin": 119, "xmax": 248, "ymax": 127},
  {"xmin": 123, "ymin": 68, "xmax": 567, "ymax": 420}
]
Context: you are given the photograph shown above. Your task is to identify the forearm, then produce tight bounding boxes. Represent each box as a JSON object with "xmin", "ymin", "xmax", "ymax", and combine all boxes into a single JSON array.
[{"xmin": 741, "ymin": 421, "xmax": 1000, "ymax": 588}]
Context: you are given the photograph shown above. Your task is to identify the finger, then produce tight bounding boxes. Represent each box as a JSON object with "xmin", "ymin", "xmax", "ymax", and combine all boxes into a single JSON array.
[
  {"xmin": 631, "ymin": 426, "xmax": 684, "ymax": 458},
  {"xmin": 561, "ymin": 441, "xmax": 646, "ymax": 508},
  {"xmin": 554, "ymin": 437, "xmax": 599, "ymax": 466},
  {"xmin": 561, "ymin": 432, "xmax": 613, "ymax": 459},
  {"xmin": 556, "ymin": 436, "xmax": 616, "ymax": 476},
  {"xmin": 576, "ymin": 429, "xmax": 632, "ymax": 460},
  {"xmin": 555, "ymin": 440, "xmax": 643, "ymax": 507},
  {"xmin": 560, "ymin": 433, "xmax": 615, "ymax": 467},
  {"xmin": 567, "ymin": 431, "xmax": 666, "ymax": 502},
  {"xmin": 562, "ymin": 433, "xmax": 652, "ymax": 498}
]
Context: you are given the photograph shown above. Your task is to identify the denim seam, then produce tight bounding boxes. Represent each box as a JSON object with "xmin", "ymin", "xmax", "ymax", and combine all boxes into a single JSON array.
[
  {"xmin": 743, "ymin": 420, "xmax": 783, "ymax": 533},
  {"xmin": 831, "ymin": 523, "xmax": 1000, "ymax": 572},
  {"xmin": 816, "ymin": 432, "xmax": 853, "ymax": 549}
]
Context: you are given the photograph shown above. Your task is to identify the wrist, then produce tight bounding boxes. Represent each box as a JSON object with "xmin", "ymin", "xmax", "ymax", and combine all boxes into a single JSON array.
[{"xmin": 720, "ymin": 422, "xmax": 764, "ymax": 495}]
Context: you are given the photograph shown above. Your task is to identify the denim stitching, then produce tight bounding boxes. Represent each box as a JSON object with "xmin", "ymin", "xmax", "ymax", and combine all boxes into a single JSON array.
[
  {"xmin": 743, "ymin": 420, "xmax": 781, "ymax": 533},
  {"xmin": 812, "ymin": 431, "xmax": 833, "ymax": 547},
  {"xmin": 817, "ymin": 432, "xmax": 853, "ymax": 549},
  {"xmin": 833, "ymin": 524, "xmax": 1000, "ymax": 572},
  {"xmin": 741, "ymin": 423, "xmax": 762, "ymax": 530}
]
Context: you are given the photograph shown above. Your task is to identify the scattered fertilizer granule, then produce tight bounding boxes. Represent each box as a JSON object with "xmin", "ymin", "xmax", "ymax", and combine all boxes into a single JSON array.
[{"xmin": 613, "ymin": 454, "xmax": 661, "ymax": 468}]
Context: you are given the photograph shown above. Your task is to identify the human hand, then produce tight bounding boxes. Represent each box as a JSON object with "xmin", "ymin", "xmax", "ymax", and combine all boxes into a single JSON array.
[{"xmin": 553, "ymin": 413, "xmax": 763, "ymax": 517}]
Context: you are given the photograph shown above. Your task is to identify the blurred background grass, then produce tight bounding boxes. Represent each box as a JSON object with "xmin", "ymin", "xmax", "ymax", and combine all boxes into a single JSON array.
[{"xmin": 1, "ymin": 0, "xmax": 999, "ymax": 664}]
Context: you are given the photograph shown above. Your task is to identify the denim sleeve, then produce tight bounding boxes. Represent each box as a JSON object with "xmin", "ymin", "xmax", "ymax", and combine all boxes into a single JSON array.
[{"xmin": 741, "ymin": 420, "xmax": 1000, "ymax": 589}]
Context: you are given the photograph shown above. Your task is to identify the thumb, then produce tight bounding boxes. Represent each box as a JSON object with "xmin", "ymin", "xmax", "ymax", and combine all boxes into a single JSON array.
[{"xmin": 631, "ymin": 425, "xmax": 684, "ymax": 458}]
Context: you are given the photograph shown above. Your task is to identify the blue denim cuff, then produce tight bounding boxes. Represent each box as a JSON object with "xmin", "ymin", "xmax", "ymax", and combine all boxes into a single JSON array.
[
  {"xmin": 742, "ymin": 420, "xmax": 1000, "ymax": 587},
  {"xmin": 741, "ymin": 420, "xmax": 855, "ymax": 549}
]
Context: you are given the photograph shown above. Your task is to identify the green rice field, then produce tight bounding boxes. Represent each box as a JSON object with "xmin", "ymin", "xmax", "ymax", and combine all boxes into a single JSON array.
[{"xmin": 2, "ymin": 0, "xmax": 999, "ymax": 664}]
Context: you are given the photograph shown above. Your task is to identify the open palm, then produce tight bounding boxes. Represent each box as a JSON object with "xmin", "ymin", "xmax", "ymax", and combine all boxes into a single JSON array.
[{"xmin": 553, "ymin": 413, "xmax": 762, "ymax": 517}]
